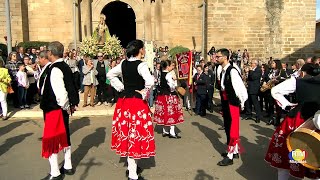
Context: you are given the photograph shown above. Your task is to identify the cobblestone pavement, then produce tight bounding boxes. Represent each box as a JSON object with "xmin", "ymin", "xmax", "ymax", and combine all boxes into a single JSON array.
[{"xmin": 1, "ymin": 104, "xmax": 305, "ymax": 180}]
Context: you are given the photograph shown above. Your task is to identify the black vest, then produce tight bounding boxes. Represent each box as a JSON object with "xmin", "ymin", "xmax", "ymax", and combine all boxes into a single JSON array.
[
  {"xmin": 223, "ymin": 65, "xmax": 240, "ymax": 106},
  {"xmin": 40, "ymin": 61, "xmax": 80, "ymax": 112},
  {"xmin": 158, "ymin": 72, "xmax": 177, "ymax": 95},
  {"xmin": 288, "ymin": 75, "xmax": 320, "ymax": 119},
  {"xmin": 120, "ymin": 60, "xmax": 145, "ymax": 99}
]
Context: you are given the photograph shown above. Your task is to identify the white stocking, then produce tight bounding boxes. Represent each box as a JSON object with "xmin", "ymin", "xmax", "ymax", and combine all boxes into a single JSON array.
[
  {"xmin": 170, "ymin": 126, "xmax": 175, "ymax": 136},
  {"xmin": 48, "ymin": 153, "xmax": 60, "ymax": 177},
  {"xmin": 63, "ymin": 146, "xmax": 72, "ymax": 170},
  {"xmin": 127, "ymin": 157, "xmax": 138, "ymax": 180}
]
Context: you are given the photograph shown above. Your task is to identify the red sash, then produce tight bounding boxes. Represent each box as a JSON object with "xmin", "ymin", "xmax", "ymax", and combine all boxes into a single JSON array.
[{"xmin": 42, "ymin": 109, "xmax": 68, "ymax": 158}]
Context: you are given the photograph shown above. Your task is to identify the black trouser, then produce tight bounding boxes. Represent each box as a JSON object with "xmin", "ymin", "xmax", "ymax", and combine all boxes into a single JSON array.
[
  {"xmin": 258, "ymin": 91, "xmax": 269, "ymax": 112},
  {"xmin": 266, "ymin": 90, "xmax": 274, "ymax": 116},
  {"xmin": 221, "ymin": 100, "xmax": 231, "ymax": 145},
  {"xmin": 27, "ymin": 83, "xmax": 37, "ymax": 105},
  {"xmin": 195, "ymin": 93, "xmax": 208, "ymax": 116},
  {"xmin": 96, "ymin": 80, "xmax": 108, "ymax": 103},
  {"xmin": 207, "ymin": 87, "xmax": 214, "ymax": 111},
  {"xmin": 245, "ymin": 94, "xmax": 262, "ymax": 119},
  {"xmin": 62, "ymin": 110, "xmax": 71, "ymax": 146},
  {"xmin": 73, "ymin": 72, "xmax": 80, "ymax": 92},
  {"xmin": 8, "ymin": 81, "xmax": 19, "ymax": 108}
]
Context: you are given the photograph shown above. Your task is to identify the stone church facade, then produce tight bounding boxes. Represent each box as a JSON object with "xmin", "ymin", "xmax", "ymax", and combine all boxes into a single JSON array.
[{"xmin": 0, "ymin": 0, "xmax": 317, "ymax": 61}]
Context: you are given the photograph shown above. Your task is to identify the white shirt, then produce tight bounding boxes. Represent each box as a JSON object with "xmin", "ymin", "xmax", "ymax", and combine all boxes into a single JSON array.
[
  {"xmin": 41, "ymin": 58, "xmax": 69, "ymax": 110},
  {"xmin": 220, "ymin": 63, "xmax": 248, "ymax": 108},
  {"xmin": 106, "ymin": 57, "xmax": 154, "ymax": 98},
  {"xmin": 271, "ymin": 76, "xmax": 296, "ymax": 109},
  {"xmin": 37, "ymin": 62, "xmax": 51, "ymax": 90},
  {"xmin": 164, "ymin": 71, "xmax": 176, "ymax": 92},
  {"xmin": 16, "ymin": 71, "xmax": 29, "ymax": 88}
]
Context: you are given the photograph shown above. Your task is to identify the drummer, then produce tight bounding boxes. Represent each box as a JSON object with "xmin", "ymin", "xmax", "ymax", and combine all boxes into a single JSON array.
[{"xmin": 265, "ymin": 63, "xmax": 320, "ymax": 180}]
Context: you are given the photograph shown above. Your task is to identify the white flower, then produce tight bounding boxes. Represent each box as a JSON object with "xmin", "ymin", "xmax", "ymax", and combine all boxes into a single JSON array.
[
  {"xmin": 137, "ymin": 111, "xmax": 141, "ymax": 116},
  {"xmin": 136, "ymin": 120, "xmax": 140, "ymax": 125},
  {"xmin": 132, "ymin": 129, "xmax": 136, "ymax": 132},
  {"xmin": 121, "ymin": 120, "xmax": 126, "ymax": 125},
  {"xmin": 130, "ymin": 133, "xmax": 135, "ymax": 138},
  {"xmin": 147, "ymin": 121, "xmax": 152, "ymax": 126},
  {"xmin": 144, "ymin": 124, "xmax": 148, "ymax": 129},
  {"xmin": 142, "ymin": 114, "xmax": 147, "ymax": 119},
  {"xmin": 112, "ymin": 121, "xmax": 116, "ymax": 125},
  {"xmin": 132, "ymin": 115, "xmax": 135, "ymax": 120}
]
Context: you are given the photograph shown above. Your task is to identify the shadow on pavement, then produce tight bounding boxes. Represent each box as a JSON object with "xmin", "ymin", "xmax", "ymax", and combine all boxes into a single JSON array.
[
  {"xmin": 0, "ymin": 133, "xmax": 33, "ymax": 156},
  {"xmin": 191, "ymin": 122, "xmax": 226, "ymax": 157},
  {"xmin": 70, "ymin": 117, "xmax": 91, "ymax": 136},
  {"xmin": 250, "ymin": 124, "xmax": 274, "ymax": 138},
  {"xmin": 236, "ymin": 134, "xmax": 275, "ymax": 180},
  {"xmin": 0, "ymin": 120, "xmax": 29, "ymax": 137},
  {"xmin": 72, "ymin": 127, "xmax": 106, "ymax": 169},
  {"xmin": 204, "ymin": 113, "xmax": 224, "ymax": 127},
  {"xmin": 194, "ymin": 169, "xmax": 214, "ymax": 180},
  {"xmin": 78, "ymin": 157, "xmax": 103, "ymax": 180}
]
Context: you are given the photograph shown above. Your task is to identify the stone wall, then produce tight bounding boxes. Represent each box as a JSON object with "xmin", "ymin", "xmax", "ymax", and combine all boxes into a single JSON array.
[{"xmin": 0, "ymin": 0, "xmax": 316, "ymax": 61}]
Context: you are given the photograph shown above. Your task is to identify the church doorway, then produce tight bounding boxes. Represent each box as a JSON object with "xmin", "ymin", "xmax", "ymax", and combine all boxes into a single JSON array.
[{"xmin": 101, "ymin": 1, "xmax": 136, "ymax": 48}]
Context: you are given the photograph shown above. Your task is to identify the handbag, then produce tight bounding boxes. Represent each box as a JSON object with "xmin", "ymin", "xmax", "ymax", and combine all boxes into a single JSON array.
[
  {"xmin": 177, "ymin": 87, "xmax": 186, "ymax": 96},
  {"xmin": 7, "ymin": 85, "xmax": 14, "ymax": 94}
]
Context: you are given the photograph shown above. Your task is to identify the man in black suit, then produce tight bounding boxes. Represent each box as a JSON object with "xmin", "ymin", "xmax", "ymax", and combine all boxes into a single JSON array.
[
  {"xmin": 193, "ymin": 65, "xmax": 209, "ymax": 116},
  {"xmin": 245, "ymin": 59, "xmax": 262, "ymax": 123}
]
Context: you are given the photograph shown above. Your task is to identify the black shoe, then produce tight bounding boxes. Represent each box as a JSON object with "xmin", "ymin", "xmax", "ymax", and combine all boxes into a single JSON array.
[
  {"xmin": 162, "ymin": 133, "xmax": 169, "ymax": 137},
  {"xmin": 169, "ymin": 134, "xmax": 181, "ymax": 139},
  {"xmin": 41, "ymin": 174, "xmax": 64, "ymax": 180},
  {"xmin": 217, "ymin": 157, "xmax": 233, "ymax": 166},
  {"xmin": 221, "ymin": 152, "xmax": 239, "ymax": 159},
  {"xmin": 266, "ymin": 118, "xmax": 274, "ymax": 126},
  {"xmin": 60, "ymin": 167, "xmax": 75, "ymax": 175},
  {"xmin": 245, "ymin": 116, "xmax": 254, "ymax": 120},
  {"xmin": 125, "ymin": 166, "xmax": 143, "ymax": 177},
  {"xmin": 255, "ymin": 118, "xmax": 261, "ymax": 123}
]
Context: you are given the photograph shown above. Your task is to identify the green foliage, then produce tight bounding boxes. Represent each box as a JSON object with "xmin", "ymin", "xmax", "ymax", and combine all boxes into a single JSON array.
[
  {"xmin": 168, "ymin": 46, "xmax": 190, "ymax": 58},
  {"xmin": 17, "ymin": 41, "xmax": 50, "ymax": 50}
]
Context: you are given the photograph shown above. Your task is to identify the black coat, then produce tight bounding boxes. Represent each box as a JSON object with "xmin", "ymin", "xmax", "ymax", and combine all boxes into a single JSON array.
[
  {"xmin": 193, "ymin": 72, "xmax": 209, "ymax": 95},
  {"xmin": 247, "ymin": 67, "xmax": 262, "ymax": 95}
]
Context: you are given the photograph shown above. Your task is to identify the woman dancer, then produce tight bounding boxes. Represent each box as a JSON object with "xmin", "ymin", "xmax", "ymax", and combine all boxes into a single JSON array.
[
  {"xmin": 265, "ymin": 63, "xmax": 320, "ymax": 180},
  {"xmin": 107, "ymin": 40, "xmax": 155, "ymax": 180},
  {"xmin": 154, "ymin": 60, "xmax": 184, "ymax": 138}
]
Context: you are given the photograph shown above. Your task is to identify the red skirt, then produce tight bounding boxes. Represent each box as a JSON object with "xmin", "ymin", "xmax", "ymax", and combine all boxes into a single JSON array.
[
  {"xmin": 42, "ymin": 109, "xmax": 68, "ymax": 158},
  {"xmin": 265, "ymin": 112, "xmax": 320, "ymax": 179},
  {"xmin": 111, "ymin": 97, "xmax": 155, "ymax": 159},
  {"xmin": 154, "ymin": 94, "xmax": 184, "ymax": 126}
]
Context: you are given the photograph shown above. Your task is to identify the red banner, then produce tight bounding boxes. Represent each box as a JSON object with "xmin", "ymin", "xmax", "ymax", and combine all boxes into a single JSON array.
[{"xmin": 176, "ymin": 51, "xmax": 192, "ymax": 80}]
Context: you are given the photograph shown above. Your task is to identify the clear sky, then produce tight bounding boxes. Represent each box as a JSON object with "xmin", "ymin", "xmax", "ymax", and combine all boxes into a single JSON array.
[{"xmin": 317, "ymin": 0, "xmax": 320, "ymax": 20}]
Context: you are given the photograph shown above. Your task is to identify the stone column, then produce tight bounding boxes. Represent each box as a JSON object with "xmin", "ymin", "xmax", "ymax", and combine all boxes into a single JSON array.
[
  {"xmin": 154, "ymin": 0, "xmax": 163, "ymax": 41},
  {"xmin": 144, "ymin": 0, "xmax": 152, "ymax": 41},
  {"xmin": 83, "ymin": 0, "xmax": 92, "ymax": 37}
]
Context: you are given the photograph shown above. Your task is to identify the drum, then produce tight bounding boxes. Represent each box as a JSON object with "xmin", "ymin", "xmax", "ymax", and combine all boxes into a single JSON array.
[{"xmin": 287, "ymin": 119, "xmax": 320, "ymax": 170}]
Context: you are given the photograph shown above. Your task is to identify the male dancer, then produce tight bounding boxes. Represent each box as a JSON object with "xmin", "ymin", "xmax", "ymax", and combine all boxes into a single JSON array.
[
  {"xmin": 40, "ymin": 41, "xmax": 79, "ymax": 180},
  {"xmin": 215, "ymin": 48, "xmax": 248, "ymax": 166}
]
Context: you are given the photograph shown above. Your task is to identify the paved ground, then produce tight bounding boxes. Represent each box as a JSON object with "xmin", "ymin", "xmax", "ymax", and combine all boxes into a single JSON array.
[{"xmin": 2, "ymin": 104, "xmax": 304, "ymax": 180}]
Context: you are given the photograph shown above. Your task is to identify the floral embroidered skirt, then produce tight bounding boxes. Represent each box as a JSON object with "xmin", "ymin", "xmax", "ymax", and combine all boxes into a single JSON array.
[
  {"xmin": 111, "ymin": 97, "xmax": 155, "ymax": 159},
  {"xmin": 265, "ymin": 112, "xmax": 320, "ymax": 179},
  {"xmin": 154, "ymin": 94, "xmax": 184, "ymax": 126}
]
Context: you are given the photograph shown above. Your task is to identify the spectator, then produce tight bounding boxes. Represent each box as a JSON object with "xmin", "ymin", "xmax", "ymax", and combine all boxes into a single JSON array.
[
  {"xmin": 82, "ymin": 58, "xmax": 98, "ymax": 107},
  {"xmin": 0, "ymin": 60, "xmax": 11, "ymax": 120},
  {"xmin": 16, "ymin": 64, "xmax": 29, "ymax": 109}
]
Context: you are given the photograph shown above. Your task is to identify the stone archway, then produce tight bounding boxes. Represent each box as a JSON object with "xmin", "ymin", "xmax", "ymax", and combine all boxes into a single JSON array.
[
  {"xmin": 92, "ymin": 0, "xmax": 144, "ymax": 44},
  {"xmin": 101, "ymin": 1, "xmax": 136, "ymax": 47}
]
